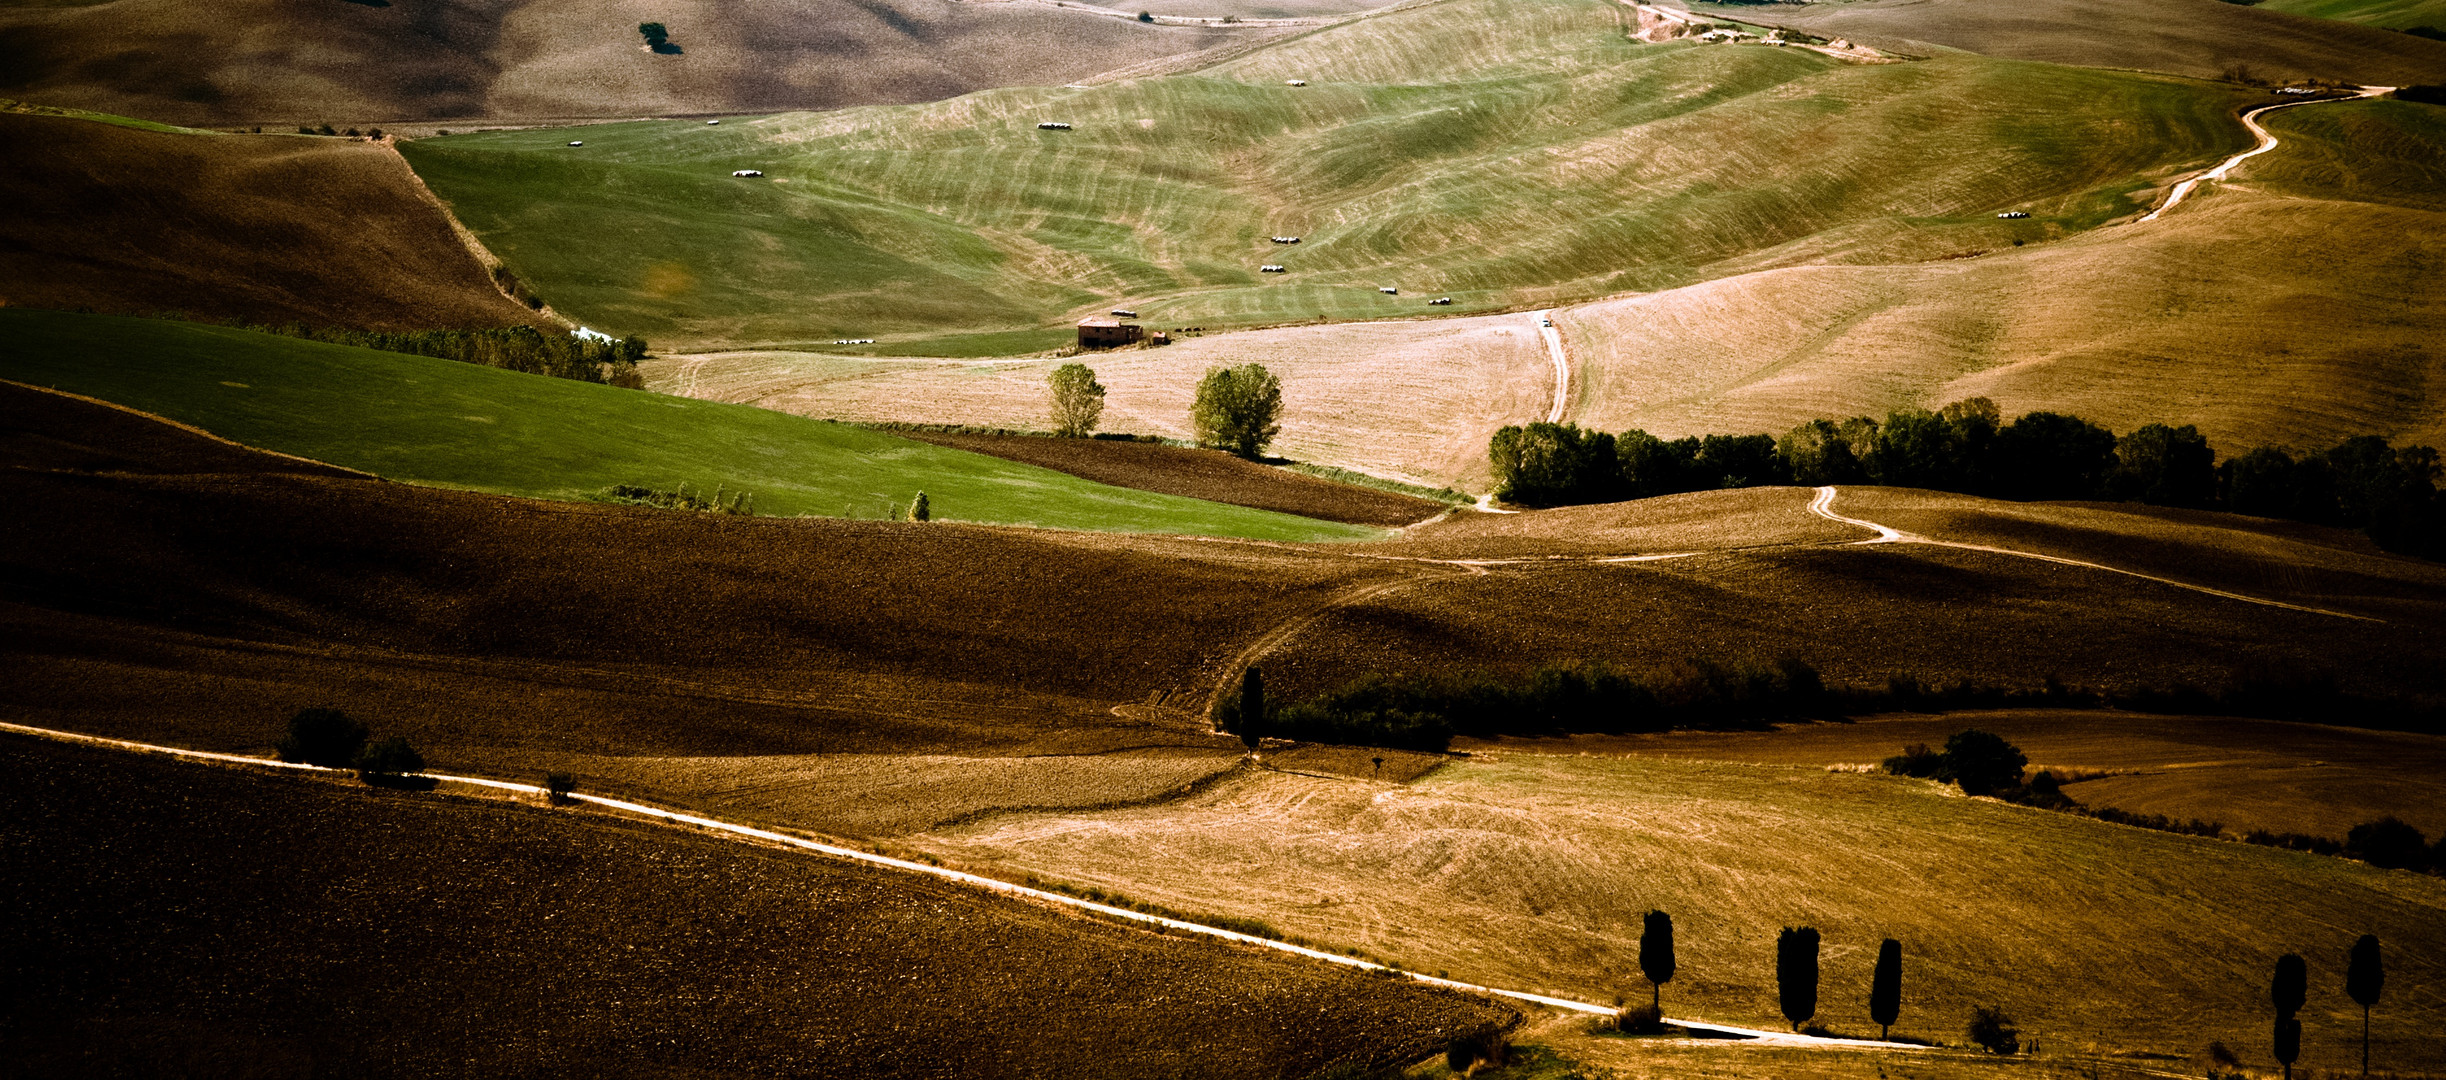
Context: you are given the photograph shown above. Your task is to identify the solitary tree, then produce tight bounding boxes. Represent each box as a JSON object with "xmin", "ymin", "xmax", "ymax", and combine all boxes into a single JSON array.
[
  {"xmin": 908, "ymin": 491, "xmax": 930, "ymax": 522},
  {"xmin": 353, "ymin": 736, "xmax": 425, "ymax": 779},
  {"xmin": 1237, "ymin": 667, "xmax": 1265, "ymax": 753},
  {"xmin": 1941, "ymin": 729, "xmax": 2028, "ymax": 796},
  {"xmin": 1869, "ymin": 938, "xmax": 1903, "ymax": 1040},
  {"xmin": 1967, "ymin": 1005, "xmax": 2021, "ymax": 1055},
  {"xmin": 277, "ymin": 707, "xmax": 368, "ymax": 768},
  {"xmin": 1639, "ymin": 910, "xmax": 1675, "ymax": 1011},
  {"xmin": 1776, "ymin": 926, "xmax": 1820, "ymax": 1032},
  {"xmin": 2347, "ymin": 935, "xmax": 2383, "ymax": 1075},
  {"xmin": 1048, "ymin": 362, "xmax": 1107, "ymax": 438},
  {"xmin": 1191, "ymin": 363, "xmax": 1283, "ymax": 458}
]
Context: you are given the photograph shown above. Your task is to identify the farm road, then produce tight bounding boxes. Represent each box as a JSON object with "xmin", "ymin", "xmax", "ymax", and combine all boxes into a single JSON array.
[
  {"xmin": 0, "ymin": 719, "xmax": 1892, "ymax": 1051},
  {"xmin": 1805, "ymin": 486, "xmax": 2380, "ymax": 621},
  {"xmin": 1534, "ymin": 309, "xmax": 1571, "ymax": 423},
  {"xmin": 2138, "ymin": 86, "xmax": 2393, "ymax": 223}
]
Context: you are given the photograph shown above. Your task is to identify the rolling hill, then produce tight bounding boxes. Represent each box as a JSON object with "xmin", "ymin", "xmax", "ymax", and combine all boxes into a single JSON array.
[
  {"xmin": 0, "ymin": 111, "xmax": 540, "ymax": 331},
  {"xmin": 0, "ymin": 0, "xmax": 1277, "ymax": 127},
  {"xmin": 403, "ymin": 0, "xmax": 2266, "ymax": 350},
  {"xmin": 0, "ymin": 310, "xmax": 1384, "ymax": 539},
  {"xmin": 1688, "ymin": 0, "xmax": 2446, "ymax": 84},
  {"xmin": 2261, "ymin": 0, "xmax": 2446, "ymax": 30}
]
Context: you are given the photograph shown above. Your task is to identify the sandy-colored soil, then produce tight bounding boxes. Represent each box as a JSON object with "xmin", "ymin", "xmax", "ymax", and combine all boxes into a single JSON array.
[
  {"xmin": 0, "ymin": 0, "xmax": 1279, "ymax": 126},
  {"xmin": 909, "ymin": 748, "xmax": 2446, "ymax": 1071},
  {"xmin": 1689, "ymin": 0, "xmax": 2446, "ymax": 83},
  {"xmin": 1486, "ymin": 710, "xmax": 2446, "ymax": 840},
  {"xmin": 0, "ymin": 736, "xmax": 1511, "ymax": 1077},
  {"xmin": 650, "ymin": 311, "xmax": 1556, "ymax": 492},
  {"xmin": 0, "ymin": 114, "xmax": 540, "ymax": 331},
  {"xmin": 897, "ymin": 430, "xmax": 1448, "ymax": 527}
]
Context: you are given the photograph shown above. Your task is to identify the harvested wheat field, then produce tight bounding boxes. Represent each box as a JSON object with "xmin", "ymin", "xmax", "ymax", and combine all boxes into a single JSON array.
[
  {"xmin": 1691, "ymin": 0, "xmax": 2446, "ymax": 84},
  {"xmin": 895, "ymin": 430, "xmax": 1451, "ymax": 527},
  {"xmin": 906, "ymin": 748, "xmax": 2446, "ymax": 1072},
  {"xmin": 0, "ymin": 736, "xmax": 1511, "ymax": 1078},
  {"xmin": 649, "ymin": 309, "xmax": 1556, "ymax": 492},
  {"xmin": 0, "ymin": 0, "xmax": 1274, "ymax": 126},
  {"xmin": 0, "ymin": 113, "xmax": 539, "ymax": 331},
  {"xmin": 1504, "ymin": 710, "xmax": 2446, "ymax": 840}
]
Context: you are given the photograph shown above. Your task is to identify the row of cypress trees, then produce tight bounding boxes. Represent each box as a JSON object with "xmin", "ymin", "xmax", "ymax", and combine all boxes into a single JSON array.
[{"xmin": 2268, "ymin": 936, "xmax": 2388, "ymax": 1079}]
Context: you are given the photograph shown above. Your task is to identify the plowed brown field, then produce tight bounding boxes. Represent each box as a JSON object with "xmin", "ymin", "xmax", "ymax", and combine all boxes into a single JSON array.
[
  {"xmin": 0, "ymin": 114, "xmax": 540, "ymax": 331},
  {"xmin": 0, "ymin": 736, "xmax": 1512, "ymax": 1078},
  {"xmin": 0, "ymin": 0, "xmax": 1274, "ymax": 126},
  {"xmin": 898, "ymin": 430, "xmax": 1447, "ymax": 527}
]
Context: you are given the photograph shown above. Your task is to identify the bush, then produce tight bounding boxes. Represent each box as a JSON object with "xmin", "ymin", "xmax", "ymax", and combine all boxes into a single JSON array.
[
  {"xmin": 1615, "ymin": 1003, "xmax": 1664, "ymax": 1034},
  {"xmin": 908, "ymin": 491, "xmax": 930, "ymax": 522},
  {"xmin": 1881, "ymin": 742, "xmax": 1944, "ymax": 778},
  {"xmin": 353, "ymin": 736, "xmax": 425, "ymax": 777},
  {"xmin": 2345, "ymin": 816, "xmax": 2430, "ymax": 870},
  {"xmin": 1444, "ymin": 1024, "xmax": 1509, "ymax": 1071},
  {"xmin": 1967, "ymin": 1005, "xmax": 2021, "ymax": 1055},
  {"xmin": 1942, "ymin": 729, "xmax": 2027, "ymax": 796},
  {"xmin": 545, "ymin": 772, "xmax": 577, "ymax": 804},
  {"xmin": 277, "ymin": 707, "xmax": 368, "ymax": 768}
]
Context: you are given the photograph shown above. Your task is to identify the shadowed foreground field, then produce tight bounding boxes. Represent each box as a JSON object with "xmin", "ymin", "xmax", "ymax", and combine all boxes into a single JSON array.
[{"xmin": 0, "ymin": 737, "xmax": 1508, "ymax": 1078}]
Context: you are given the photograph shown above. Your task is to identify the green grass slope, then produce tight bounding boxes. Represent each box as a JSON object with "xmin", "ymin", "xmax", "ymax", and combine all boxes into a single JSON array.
[
  {"xmin": 0, "ymin": 310, "xmax": 1379, "ymax": 540},
  {"xmin": 2259, "ymin": 0, "xmax": 2446, "ymax": 31},
  {"xmin": 402, "ymin": 0, "xmax": 2262, "ymax": 349}
]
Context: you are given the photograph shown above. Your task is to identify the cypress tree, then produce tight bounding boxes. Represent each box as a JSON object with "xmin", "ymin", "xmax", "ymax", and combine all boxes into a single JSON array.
[
  {"xmin": 1869, "ymin": 938, "xmax": 1902, "ymax": 1040},
  {"xmin": 1776, "ymin": 926, "xmax": 1820, "ymax": 1032},
  {"xmin": 1237, "ymin": 667, "xmax": 1265, "ymax": 753},
  {"xmin": 2346, "ymin": 935, "xmax": 2383, "ymax": 1076},
  {"xmin": 2273, "ymin": 953, "xmax": 2307, "ymax": 1080},
  {"xmin": 2275, "ymin": 1016, "xmax": 2302, "ymax": 1080},
  {"xmin": 1638, "ymin": 910, "xmax": 1675, "ymax": 1011}
]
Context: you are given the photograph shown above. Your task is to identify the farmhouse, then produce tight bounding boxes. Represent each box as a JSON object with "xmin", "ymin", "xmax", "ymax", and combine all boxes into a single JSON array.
[{"xmin": 1076, "ymin": 317, "xmax": 1144, "ymax": 348}]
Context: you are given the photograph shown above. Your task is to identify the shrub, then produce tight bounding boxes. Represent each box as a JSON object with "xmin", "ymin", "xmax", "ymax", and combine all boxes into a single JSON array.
[
  {"xmin": 1881, "ymin": 742, "xmax": 1944, "ymax": 778},
  {"xmin": 277, "ymin": 707, "xmax": 368, "ymax": 768},
  {"xmin": 545, "ymin": 772, "xmax": 577, "ymax": 804},
  {"xmin": 1191, "ymin": 363, "xmax": 1283, "ymax": 458},
  {"xmin": 1615, "ymin": 1003, "xmax": 1664, "ymax": 1034},
  {"xmin": 908, "ymin": 491, "xmax": 930, "ymax": 522},
  {"xmin": 1444, "ymin": 1024, "xmax": 1509, "ymax": 1071},
  {"xmin": 2344, "ymin": 816, "xmax": 2430, "ymax": 870},
  {"xmin": 354, "ymin": 736, "xmax": 425, "ymax": 777},
  {"xmin": 1967, "ymin": 1005, "xmax": 2020, "ymax": 1054},
  {"xmin": 1138, "ymin": 9, "xmax": 1154, "ymax": 20},
  {"xmin": 1942, "ymin": 729, "xmax": 2027, "ymax": 796}
]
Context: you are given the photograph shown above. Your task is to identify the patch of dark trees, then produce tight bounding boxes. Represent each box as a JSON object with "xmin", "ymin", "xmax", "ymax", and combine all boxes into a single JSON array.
[
  {"xmin": 276, "ymin": 707, "xmax": 431, "ymax": 788},
  {"xmin": 1487, "ymin": 398, "xmax": 2446, "ymax": 560},
  {"xmin": 248, "ymin": 323, "xmax": 649, "ymax": 387},
  {"xmin": 1225, "ymin": 655, "xmax": 2445, "ymax": 757},
  {"xmin": 638, "ymin": 22, "xmax": 683, "ymax": 54},
  {"xmin": 2397, "ymin": 82, "xmax": 2446, "ymax": 103},
  {"xmin": 1888, "ymin": 729, "xmax": 2446, "ymax": 877}
]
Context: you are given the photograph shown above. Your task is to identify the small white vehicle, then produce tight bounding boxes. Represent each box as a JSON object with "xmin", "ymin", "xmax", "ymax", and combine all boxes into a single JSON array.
[
  {"xmin": 1997, "ymin": 211, "xmax": 2029, "ymax": 219},
  {"xmin": 1270, "ymin": 236, "xmax": 1301, "ymax": 244},
  {"xmin": 1260, "ymin": 264, "xmax": 1286, "ymax": 273},
  {"xmin": 567, "ymin": 141, "xmax": 584, "ymax": 146},
  {"xmin": 1379, "ymin": 287, "xmax": 1398, "ymax": 294},
  {"xmin": 1429, "ymin": 297, "xmax": 1453, "ymax": 305},
  {"xmin": 832, "ymin": 338, "xmax": 878, "ymax": 345},
  {"xmin": 1540, "ymin": 316, "xmax": 1554, "ymax": 327},
  {"xmin": 1287, "ymin": 79, "xmax": 1307, "ymax": 86},
  {"xmin": 707, "ymin": 119, "xmax": 721, "ymax": 125},
  {"xmin": 1037, "ymin": 122, "xmax": 1072, "ymax": 130},
  {"xmin": 1111, "ymin": 309, "xmax": 1137, "ymax": 317},
  {"xmin": 732, "ymin": 169, "xmax": 763, "ymax": 178}
]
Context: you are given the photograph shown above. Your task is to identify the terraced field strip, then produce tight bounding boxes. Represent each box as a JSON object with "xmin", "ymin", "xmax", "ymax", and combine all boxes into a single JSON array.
[
  {"xmin": 0, "ymin": 718, "xmax": 1901, "ymax": 1049},
  {"xmin": 1807, "ymin": 486, "xmax": 2382, "ymax": 621}
]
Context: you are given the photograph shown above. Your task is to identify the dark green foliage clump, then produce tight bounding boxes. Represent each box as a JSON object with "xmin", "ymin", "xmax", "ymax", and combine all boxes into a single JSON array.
[
  {"xmin": 1940, "ymin": 729, "xmax": 2027, "ymax": 796},
  {"xmin": 638, "ymin": 22, "xmax": 681, "ymax": 53},
  {"xmin": 242, "ymin": 323, "xmax": 647, "ymax": 385},
  {"xmin": 544, "ymin": 772, "xmax": 577, "ymax": 804},
  {"xmin": 1483, "ymin": 397, "xmax": 2446, "ymax": 560},
  {"xmin": 1967, "ymin": 1005, "xmax": 2020, "ymax": 1054},
  {"xmin": 2345, "ymin": 816, "xmax": 2430, "ymax": 870},
  {"xmin": 604, "ymin": 482, "xmax": 754, "ymax": 515},
  {"xmin": 277, "ymin": 708, "xmax": 368, "ymax": 768},
  {"xmin": 353, "ymin": 736, "xmax": 425, "ymax": 778}
]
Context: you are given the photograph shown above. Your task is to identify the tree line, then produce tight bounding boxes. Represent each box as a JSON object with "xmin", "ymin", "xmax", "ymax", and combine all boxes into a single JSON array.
[
  {"xmin": 1488, "ymin": 398, "xmax": 2445, "ymax": 559},
  {"xmin": 248, "ymin": 323, "xmax": 649, "ymax": 387}
]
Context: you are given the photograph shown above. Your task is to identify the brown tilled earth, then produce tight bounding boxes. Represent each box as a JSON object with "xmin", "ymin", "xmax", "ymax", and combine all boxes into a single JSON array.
[
  {"xmin": 898, "ymin": 430, "xmax": 1448, "ymax": 528},
  {"xmin": 9, "ymin": 381, "xmax": 2446, "ymax": 814},
  {"xmin": 0, "ymin": 736, "xmax": 1513, "ymax": 1078},
  {"xmin": 0, "ymin": 0, "xmax": 1274, "ymax": 127},
  {"xmin": 0, "ymin": 114, "xmax": 541, "ymax": 331},
  {"xmin": 1693, "ymin": 0, "xmax": 2446, "ymax": 84}
]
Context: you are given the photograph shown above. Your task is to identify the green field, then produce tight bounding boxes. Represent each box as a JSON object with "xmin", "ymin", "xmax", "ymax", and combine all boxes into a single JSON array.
[
  {"xmin": 0, "ymin": 310, "xmax": 1382, "ymax": 540},
  {"xmin": 2261, "ymin": 0, "xmax": 2446, "ymax": 30},
  {"xmin": 400, "ymin": 0, "xmax": 2259, "ymax": 350}
]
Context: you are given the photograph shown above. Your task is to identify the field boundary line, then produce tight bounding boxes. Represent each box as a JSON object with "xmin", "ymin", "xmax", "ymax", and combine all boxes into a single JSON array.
[
  {"xmin": 0, "ymin": 718, "xmax": 1899, "ymax": 1049},
  {"xmin": 1808, "ymin": 486, "xmax": 2383, "ymax": 622}
]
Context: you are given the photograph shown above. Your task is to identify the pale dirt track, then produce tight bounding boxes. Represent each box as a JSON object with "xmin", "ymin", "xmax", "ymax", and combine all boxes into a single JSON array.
[
  {"xmin": 0, "ymin": 719, "xmax": 1896, "ymax": 1050},
  {"xmin": 2138, "ymin": 86, "xmax": 2391, "ymax": 223}
]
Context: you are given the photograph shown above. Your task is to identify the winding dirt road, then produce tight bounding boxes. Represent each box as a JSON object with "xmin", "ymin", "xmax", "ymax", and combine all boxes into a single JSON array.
[
  {"xmin": 2138, "ymin": 87, "xmax": 2392, "ymax": 223},
  {"xmin": 1533, "ymin": 309, "xmax": 1571, "ymax": 424}
]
